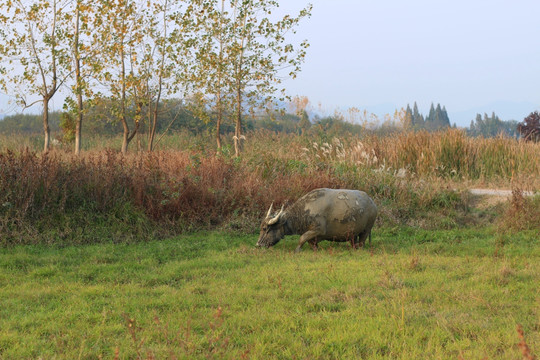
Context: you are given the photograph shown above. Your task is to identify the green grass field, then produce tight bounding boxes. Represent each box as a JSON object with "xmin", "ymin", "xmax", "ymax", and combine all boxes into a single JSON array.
[{"xmin": 1, "ymin": 227, "xmax": 538, "ymax": 359}]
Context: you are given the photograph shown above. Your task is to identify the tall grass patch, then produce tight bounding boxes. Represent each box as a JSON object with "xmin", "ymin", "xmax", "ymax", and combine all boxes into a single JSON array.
[
  {"xmin": 1, "ymin": 129, "xmax": 539, "ymax": 244},
  {"xmin": 1, "ymin": 149, "xmax": 476, "ymax": 245},
  {"xmin": 498, "ymin": 190, "xmax": 540, "ymax": 232}
]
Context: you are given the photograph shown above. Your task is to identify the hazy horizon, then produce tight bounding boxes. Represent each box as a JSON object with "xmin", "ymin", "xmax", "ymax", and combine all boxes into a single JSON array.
[{"xmin": 278, "ymin": 0, "xmax": 540, "ymax": 126}]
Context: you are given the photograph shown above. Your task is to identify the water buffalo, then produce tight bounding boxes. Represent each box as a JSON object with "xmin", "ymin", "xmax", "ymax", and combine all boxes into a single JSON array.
[{"xmin": 256, "ymin": 188, "xmax": 377, "ymax": 251}]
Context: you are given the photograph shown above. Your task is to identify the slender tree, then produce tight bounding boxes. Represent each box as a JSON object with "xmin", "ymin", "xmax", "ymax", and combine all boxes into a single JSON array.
[
  {"xmin": 146, "ymin": 0, "xmax": 194, "ymax": 151},
  {"xmin": 146, "ymin": 0, "xmax": 170, "ymax": 151},
  {"xmin": 181, "ymin": 0, "xmax": 230, "ymax": 150},
  {"xmin": 196, "ymin": 0, "xmax": 312, "ymax": 156},
  {"xmin": 0, "ymin": 0, "xmax": 71, "ymax": 152},
  {"xmin": 64, "ymin": 0, "xmax": 100, "ymax": 154},
  {"xmin": 93, "ymin": 0, "xmax": 194, "ymax": 152},
  {"xmin": 73, "ymin": 2, "xmax": 83, "ymax": 154},
  {"xmin": 94, "ymin": 0, "xmax": 147, "ymax": 153}
]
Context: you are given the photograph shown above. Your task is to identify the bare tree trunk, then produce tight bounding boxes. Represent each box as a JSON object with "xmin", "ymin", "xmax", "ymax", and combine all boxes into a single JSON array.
[
  {"xmin": 234, "ymin": 80, "xmax": 242, "ymax": 157},
  {"xmin": 130, "ymin": 102, "xmax": 142, "ymax": 144},
  {"xmin": 148, "ymin": 92, "xmax": 160, "ymax": 152},
  {"xmin": 120, "ymin": 102, "xmax": 141, "ymax": 154},
  {"xmin": 148, "ymin": 103, "xmax": 156, "ymax": 151},
  {"xmin": 43, "ymin": 98, "xmax": 50, "ymax": 152},
  {"xmin": 37, "ymin": 0, "xmax": 58, "ymax": 153},
  {"xmin": 74, "ymin": 4, "xmax": 83, "ymax": 155},
  {"xmin": 232, "ymin": 8, "xmax": 248, "ymax": 158},
  {"xmin": 75, "ymin": 94, "xmax": 83, "ymax": 154},
  {"xmin": 215, "ymin": 0, "xmax": 225, "ymax": 151},
  {"xmin": 121, "ymin": 119, "xmax": 129, "ymax": 154},
  {"xmin": 147, "ymin": 0, "xmax": 168, "ymax": 152},
  {"xmin": 120, "ymin": 40, "xmax": 129, "ymax": 154},
  {"xmin": 216, "ymin": 90, "xmax": 222, "ymax": 149}
]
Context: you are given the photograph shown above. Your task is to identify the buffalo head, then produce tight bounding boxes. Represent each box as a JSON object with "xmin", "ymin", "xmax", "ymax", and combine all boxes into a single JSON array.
[{"xmin": 256, "ymin": 203, "xmax": 286, "ymax": 248}]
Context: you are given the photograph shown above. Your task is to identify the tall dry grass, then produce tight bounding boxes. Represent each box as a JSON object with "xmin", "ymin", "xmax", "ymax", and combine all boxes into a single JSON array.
[
  {"xmin": 0, "ymin": 148, "xmax": 344, "ymax": 244},
  {"xmin": 294, "ymin": 129, "xmax": 540, "ymax": 185},
  {"xmin": 1, "ymin": 129, "xmax": 538, "ymax": 244},
  {"xmin": 2, "ymin": 129, "xmax": 538, "ymax": 184}
]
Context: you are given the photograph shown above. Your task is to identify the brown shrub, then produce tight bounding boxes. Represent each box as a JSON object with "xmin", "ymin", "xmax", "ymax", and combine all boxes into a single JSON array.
[
  {"xmin": 498, "ymin": 189, "xmax": 540, "ymax": 233},
  {"xmin": 2, "ymin": 133, "xmax": 516, "ymax": 244},
  {"xmin": 0, "ymin": 149, "xmax": 348, "ymax": 236}
]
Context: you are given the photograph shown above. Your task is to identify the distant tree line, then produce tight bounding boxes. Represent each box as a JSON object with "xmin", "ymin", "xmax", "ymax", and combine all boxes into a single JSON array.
[
  {"xmin": 403, "ymin": 102, "xmax": 452, "ymax": 131},
  {"xmin": 0, "ymin": 113, "xmax": 61, "ymax": 134},
  {"xmin": 401, "ymin": 102, "xmax": 537, "ymax": 140},
  {"xmin": 2, "ymin": 99, "xmax": 538, "ymax": 142},
  {"xmin": 468, "ymin": 112, "xmax": 519, "ymax": 138},
  {"xmin": 0, "ymin": 104, "xmax": 365, "ymax": 140}
]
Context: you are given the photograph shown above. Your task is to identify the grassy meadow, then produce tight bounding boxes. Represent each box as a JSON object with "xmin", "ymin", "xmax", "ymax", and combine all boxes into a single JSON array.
[
  {"xmin": 1, "ymin": 229, "xmax": 539, "ymax": 359},
  {"xmin": 0, "ymin": 129, "xmax": 539, "ymax": 358}
]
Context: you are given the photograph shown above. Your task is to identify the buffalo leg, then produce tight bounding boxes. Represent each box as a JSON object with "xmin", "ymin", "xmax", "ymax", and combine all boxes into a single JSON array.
[
  {"xmin": 357, "ymin": 230, "xmax": 370, "ymax": 248},
  {"xmin": 349, "ymin": 233, "xmax": 356, "ymax": 249},
  {"xmin": 296, "ymin": 230, "xmax": 319, "ymax": 252},
  {"xmin": 353, "ymin": 234, "xmax": 361, "ymax": 249}
]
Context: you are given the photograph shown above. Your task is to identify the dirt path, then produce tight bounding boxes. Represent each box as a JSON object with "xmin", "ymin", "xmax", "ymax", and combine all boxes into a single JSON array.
[
  {"xmin": 466, "ymin": 189, "xmax": 536, "ymax": 209},
  {"xmin": 469, "ymin": 189, "xmax": 536, "ymax": 197}
]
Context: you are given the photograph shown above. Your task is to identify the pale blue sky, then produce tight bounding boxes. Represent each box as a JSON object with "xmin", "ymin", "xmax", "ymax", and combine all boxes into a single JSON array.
[
  {"xmin": 1, "ymin": 1, "xmax": 539, "ymax": 126},
  {"xmin": 279, "ymin": 0, "xmax": 540, "ymax": 125}
]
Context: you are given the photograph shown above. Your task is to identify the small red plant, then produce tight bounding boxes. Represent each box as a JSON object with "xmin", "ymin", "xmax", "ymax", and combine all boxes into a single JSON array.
[{"xmin": 517, "ymin": 324, "xmax": 536, "ymax": 360}]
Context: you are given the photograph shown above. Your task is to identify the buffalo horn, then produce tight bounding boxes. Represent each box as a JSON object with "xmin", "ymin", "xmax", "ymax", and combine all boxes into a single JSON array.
[
  {"xmin": 268, "ymin": 205, "xmax": 284, "ymax": 225},
  {"xmin": 266, "ymin": 203, "xmax": 274, "ymax": 219}
]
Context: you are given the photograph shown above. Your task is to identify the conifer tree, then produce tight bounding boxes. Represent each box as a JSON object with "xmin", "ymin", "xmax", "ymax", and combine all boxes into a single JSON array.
[
  {"xmin": 468, "ymin": 112, "xmax": 518, "ymax": 137},
  {"xmin": 412, "ymin": 102, "xmax": 424, "ymax": 129},
  {"xmin": 442, "ymin": 106, "xmax": 450, "ymax": 126},
  {"xmin": 404, "ymin": 104, "xmax": 414, "ymax": 129},
  {"xmin": 425, "ymin": 103, "xmax": 436, "ymax": 130},
  {"xmin": 423, "ymin": 103, "xmax": 450, "ymax": 131},
  {"xmin": 476, "ymin": 113, "xmax": 483, "ymax": 126},
  {"xmin": 435, "ymin": 103, "xmax": 443, "ymax": 128}
]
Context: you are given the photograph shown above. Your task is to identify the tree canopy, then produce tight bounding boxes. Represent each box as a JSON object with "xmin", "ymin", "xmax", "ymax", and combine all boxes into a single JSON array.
[
  {"xmin": 0, "ymin": 0, "xmax": 312, "ymax": 153},
  {"xmin": 517, "ymin": 111, "xmax": 540, "ymax": 142}
]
